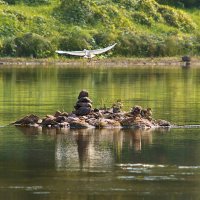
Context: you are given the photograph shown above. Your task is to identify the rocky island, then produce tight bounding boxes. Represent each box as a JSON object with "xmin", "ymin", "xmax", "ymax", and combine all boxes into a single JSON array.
[{"xmin": 13, "ymin": 90, "xmax": 171, "ymax": 129}]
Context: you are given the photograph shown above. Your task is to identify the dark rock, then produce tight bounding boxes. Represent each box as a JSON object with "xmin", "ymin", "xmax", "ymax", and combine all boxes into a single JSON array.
[
  {"xmin": 120, "ymin": 117, "xmax": 136, "ymax": 127},
  {"xmin": 14, "ymin": 114, "xmax": 40, "ymax": 125},
  {"xmin": 156, "ymin": 119, "xmax": 171, "ymax": 127},
  {"xmin": 120, "ymin": 117, "xmax": 153, "ymax": 128},
  {"xmin": 75, "ymin": 102, "xmax": 92, "ymax": 109},
  {"xmin": 41, "ymin": 118, "xmax": 58, "ymax": 126},
  {"xmin": 76, "ymin": 107, "xmax": 91, "ymax": 116},
  {"xmin": 59, "ymin": 122, "xmax": 70, "ymax": 127},
  {"xmin": 78, "ymin": 90, "xmax": 89, "ymax": 99},
  {"xmin": 95, "ymin": 119, "xmax": 121, "ymax": 128},
  {"xmin": 77, "ymin": 97, "xmax": 92, "ymax": 103},
  {"xmin": 70, "ymin": 120, "xmax": 91, "ymax": 129}
]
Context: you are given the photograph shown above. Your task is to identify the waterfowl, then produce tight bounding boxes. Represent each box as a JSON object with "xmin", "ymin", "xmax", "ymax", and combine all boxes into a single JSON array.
[{"xmin": 56, "ymin": 43, "xmax": 117, "ymax": 59}]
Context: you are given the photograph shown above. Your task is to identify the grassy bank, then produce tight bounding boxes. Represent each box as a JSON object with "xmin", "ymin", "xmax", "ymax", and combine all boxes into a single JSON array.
[{"xmin": 0, "ymin": 0, "xmax": 200, "ymax": 58}]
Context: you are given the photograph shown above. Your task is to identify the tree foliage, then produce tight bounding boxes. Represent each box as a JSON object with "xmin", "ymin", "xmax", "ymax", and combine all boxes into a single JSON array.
[
  {"xmin": 0, "ymin": 0, "xmax": 199, "ymax": 58},
  {"xmin": 3, "ymin": 0, "xmax": 50, "ymax": 5},
  {"xmin": 2, "ymin": 33, "xmax": 54, "ymax": 58},
  {"xmin": 156, "ymin": 0, "xmax": 200, "ymax": 8}
]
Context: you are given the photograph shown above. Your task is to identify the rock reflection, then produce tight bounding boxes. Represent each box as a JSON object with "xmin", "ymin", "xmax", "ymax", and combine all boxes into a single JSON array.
[
  {"xmin": 54, "ymin": 128, "xmax": 154, "ymax": 171},
  {"xmin": 15, "ymin": 126, "xmax": 168, "ymax": 171},
  {"xmin": 123, "ymin": 128, "xmax": 153, "ymax": 151},
  {"xmin": 55, "ymin": 129, "xmax": 119, "ymax": 171}
]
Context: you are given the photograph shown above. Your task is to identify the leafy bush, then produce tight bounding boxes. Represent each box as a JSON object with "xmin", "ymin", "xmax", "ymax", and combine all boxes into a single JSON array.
[
  {"xmin": 59, "ymin": 0, "xmax": 93, "ymax": 24},
  {"xmin": 158, "ymin": 5, "xmax": 196, "ymax": 32},
  {"xmin": 57, "ymin": 27, "xmax": 95, "ymax": 51},
  {"xmin": 0, "ymin": 0, "xmax": 8, "ymax": 4},
  {"xmin": 3, "ymin": 0, "xmax": 50, "ymax": 5},
  {"xmin": 1, "ymin": 33, "xmax": 54, "ymax": 58},
  {"xmin": 14, "ymin": 33, "xmax": 54, "ymax": 58},
  {"xmin": 93, "ymin": 31, "xmax": 118, "ymax": 47},
  {"xmin": 116, "ymin": 32, "xmax": 200, "ymax": 57},
  {"xmin": 1, "ymin": 37, "xmax": 17, "ymax": 56},
  {"xmin": 0, "ymin": 13, "xmax": 19, "ymax": 37},
  {"xmin": 132, "ymin": 12, "xmax": 153, "ymax": 27},
  {"xmin": 3, "ymin": 9, "xmax": 27, "ymax": 22},
  {"xmin": 156, "ymin": 0, "xmax": 200, "ymax": 8}
]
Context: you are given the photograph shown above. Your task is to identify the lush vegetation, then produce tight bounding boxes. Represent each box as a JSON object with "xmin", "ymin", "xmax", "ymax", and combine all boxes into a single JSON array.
[{"xmin": 0, "ymin": 0, "xmax": 199, "ymax": 58}]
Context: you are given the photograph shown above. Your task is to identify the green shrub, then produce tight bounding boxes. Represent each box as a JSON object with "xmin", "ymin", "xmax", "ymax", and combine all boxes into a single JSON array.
[
  {"xmin": 158, "ymin": 5, "xmax": 196, "ymax": 32},
  {"xmin": 59, "ymin": 0, "xmax": 93, "ymax": 24},
  {"xmin": 156, "ymin": 0, "xmax": 200, "ymax": 8},
  {"xmin": 132, "ymin": 12, "xmax": 153, "ymax": 27},
  {"xmin": 93, "ymin": 31, "xmax": 118, "ymax": 47},
  {"xmin": 116, "ymin": 32, "xmax": 198, "ymax": 57},
  {"xmin": 3, "ymin": 0, "xmax": 50, "ymax": 5},
  {"xmin": 0, "ymin": 0, "xmax": 8, "ymax": 5},
  {"xmin": 13, "ymin": 33, "xmax": 54, "ymax": 58},
  {"xmin": 135, "ymin": 0, "xmax": 161, "ymax": 21},
  {"xmin": 1, "ymin": 37, "xmax": 17, "ymax": 56},
  {"xmin": 3, "ymin": 9, "xmax": 27, "ymax": 22},
  {"xmin": 15, "ymin": 33, "xmax": 54, "ymax": 57},
  {"xmin": 57, "ymin": 27, "xmax": 95, "ymax": 51}
]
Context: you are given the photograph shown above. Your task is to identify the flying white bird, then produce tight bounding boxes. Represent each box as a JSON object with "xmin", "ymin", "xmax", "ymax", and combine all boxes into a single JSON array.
[{"xmin": 56, "ymin": 43, "xmax": 117, "ymax": 59}]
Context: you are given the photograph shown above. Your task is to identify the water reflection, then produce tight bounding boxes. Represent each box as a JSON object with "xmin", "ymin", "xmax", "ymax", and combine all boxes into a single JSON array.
[
  {"xmin": 16, "ymin": 126, "xmax": 163, "ymax": 171},
  {"xmin": 2, "ymin": 66, "xmax": 200, "ymax": 126}
]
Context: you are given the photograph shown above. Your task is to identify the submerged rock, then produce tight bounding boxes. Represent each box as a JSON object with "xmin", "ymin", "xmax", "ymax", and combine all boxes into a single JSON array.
[
  {"xmin": 14, "ymin": 114, "xmax": 40, "ymax": 126},
  {"xmin": 156, "ymin": 119, "xmax": 171, "ymax": 127},
  {"xmin": 69, "ymin": 120, "xmax": 92, "ymax": 129}
]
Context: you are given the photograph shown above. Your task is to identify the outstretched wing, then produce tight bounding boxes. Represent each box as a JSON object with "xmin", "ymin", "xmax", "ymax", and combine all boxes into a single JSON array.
[
  {"xmin": 90, "ymin": 43, "xmax": 117, "ymax": 55},
  {"xmin": 55, "ymin": 50, "xmax": 85, "ymax": 56}
]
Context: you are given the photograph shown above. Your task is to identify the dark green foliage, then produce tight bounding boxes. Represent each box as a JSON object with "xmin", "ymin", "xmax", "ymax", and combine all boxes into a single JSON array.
[
  {"xmin": 2, "ymin": 33, "xmax": 54, "ymax": 58},
  {"xmin": 3, "ymin": 9, "xmax": 27, "ymax": 22},
  {"xmin": 93, "ymin": 31, "xmax": 118, "ymax": 47},
  {"xmin": 156, "ymin": 0, "xmax": 200, "ymax": 8},
  {"xmin": 57, "ymin": 27, "xmax": 95, "ymax": 51},
  {"xmin": 1, "ymin": 38, "xmax": 16, "ymax": 56},
  {"xmin": 132, "ymin": 12, "xmax": 153, "ymax": 27},
  {"xmin": 117, "ymin": 33, "xmax": 162, "ymax": 57},
  {"xmin": 0, "ymin": 0, "xmax": 200, "ymax": 58},
  {"xmin": 14, "ymin": 33, "xmax": 54, "ymax": 58},
  {"xmin": 59, "ymin": 0, "xmax": 93, "ymax": 24},
  {"xmin": 158, "ymin": 5, "xmax": 196, "ymax": 32},
  {"xmin": 0, "ymin": 0, "xmax": 8, "ymax": 4},
  {"xmin": 4, "ymin": 0, "xmax": 50, "ymax": 5},
  {"xmin": 116, "ymin": 32, "xmax": 200, "ymax": 57}
]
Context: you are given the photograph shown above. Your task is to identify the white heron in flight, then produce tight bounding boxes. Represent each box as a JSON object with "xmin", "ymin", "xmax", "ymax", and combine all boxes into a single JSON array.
[{"xmin": 56, "ymin": 43, "xmax": 117, "ymax": 59}]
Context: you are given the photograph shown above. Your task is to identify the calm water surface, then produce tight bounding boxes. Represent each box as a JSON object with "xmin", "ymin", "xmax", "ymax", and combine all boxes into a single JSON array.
[{"xmin": 0, "ymin": 65, "xmax": 200, "ymax": 200}]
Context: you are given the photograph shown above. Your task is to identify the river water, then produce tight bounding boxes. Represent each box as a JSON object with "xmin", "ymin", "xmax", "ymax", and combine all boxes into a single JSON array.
[{"xmin": 0, "ymin": 65, "xmax": 200, "ymax": 200}]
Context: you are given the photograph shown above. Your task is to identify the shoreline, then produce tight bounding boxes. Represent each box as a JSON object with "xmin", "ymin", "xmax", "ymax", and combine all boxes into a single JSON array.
[{"xmin": 0, "ymin": 57, "xmax": 200, "ymax": 67}]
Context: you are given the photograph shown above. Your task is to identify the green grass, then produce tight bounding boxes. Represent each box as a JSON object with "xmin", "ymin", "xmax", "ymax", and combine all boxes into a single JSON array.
[{"xmin": 0, "ymin": 0, "xmax": 199, "ymax": 58}]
